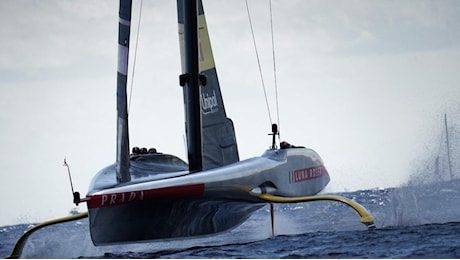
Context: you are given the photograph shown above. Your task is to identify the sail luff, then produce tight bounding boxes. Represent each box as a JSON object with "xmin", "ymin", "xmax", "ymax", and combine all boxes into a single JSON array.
[
  {"xmin": 116, "ymin": 0, "xmax": 132, "ymax": 183},
  {"xmin": 180, "ymin": 0, "xmax": 203, "ymax": 172}
]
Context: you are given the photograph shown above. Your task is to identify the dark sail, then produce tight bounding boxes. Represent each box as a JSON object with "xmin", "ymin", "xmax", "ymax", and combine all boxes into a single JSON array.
[{"xmin": 178, "ymin": 0, "xmax": 239, "ymax": 170}]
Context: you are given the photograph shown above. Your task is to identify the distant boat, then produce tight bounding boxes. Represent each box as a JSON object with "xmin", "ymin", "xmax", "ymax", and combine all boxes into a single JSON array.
[
  {"xmin": 433, "ymin": 113, "xmax": 454, "ymax": 181},
  {"xmin": 8, "ymin": 1, "xmax": 374, "ymax": 257}
]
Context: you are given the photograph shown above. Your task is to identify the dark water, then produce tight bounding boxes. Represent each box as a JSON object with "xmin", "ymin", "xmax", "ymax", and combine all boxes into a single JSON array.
[{"xmin": 2, "ymin": 179, "xmax": 460, "ymax": 258}]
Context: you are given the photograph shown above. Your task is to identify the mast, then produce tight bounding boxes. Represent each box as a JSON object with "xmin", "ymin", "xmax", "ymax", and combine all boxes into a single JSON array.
[
  {"xmin": 444, "ymin": 113, "xmax": 453, "ymax": 180},
  {"xmin": 116, "ymin": 0, "xmax": 132, "ymax": 183},
  {"xmin": 180, "ymin": 0, "xmax": 203, "ymax": 172}
]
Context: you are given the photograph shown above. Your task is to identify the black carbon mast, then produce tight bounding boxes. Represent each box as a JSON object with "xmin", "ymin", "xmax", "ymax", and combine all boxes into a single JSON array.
[
  {"xmin": 179, "ymin": 0, "xmax": 203, "ymax": 172},
  {"xmin": 116, "ymin": 0, "xmax": 132, "ymax": 183}
]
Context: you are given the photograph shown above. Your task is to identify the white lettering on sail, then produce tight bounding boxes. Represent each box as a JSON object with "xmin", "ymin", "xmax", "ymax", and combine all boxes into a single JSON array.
[{"xmin": 201, "ymin": 90, "xmax": 218, "ymax": 114}]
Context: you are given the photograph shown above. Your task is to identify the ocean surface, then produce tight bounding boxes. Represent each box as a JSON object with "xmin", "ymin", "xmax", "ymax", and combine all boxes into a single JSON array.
[{"xmin": 1, "ymin": 179, "xmax": 460, "ymax": 258}]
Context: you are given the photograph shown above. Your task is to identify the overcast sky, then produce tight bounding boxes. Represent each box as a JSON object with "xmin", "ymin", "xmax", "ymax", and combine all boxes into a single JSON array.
[{"xmin": 1, "ymin": 0, "xmax": 460, "ymax": 226}]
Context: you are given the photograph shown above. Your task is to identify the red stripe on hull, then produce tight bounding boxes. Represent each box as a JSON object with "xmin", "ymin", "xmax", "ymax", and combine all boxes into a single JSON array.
[{"xmin": 87, "ymin": 184, "xmax": 205, "ymax": 209}]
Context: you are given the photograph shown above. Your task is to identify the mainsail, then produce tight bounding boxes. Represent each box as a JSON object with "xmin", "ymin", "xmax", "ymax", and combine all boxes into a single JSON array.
[{"xmin": 178, "ymin": 0, "xmax": 239, "ymax": 170}]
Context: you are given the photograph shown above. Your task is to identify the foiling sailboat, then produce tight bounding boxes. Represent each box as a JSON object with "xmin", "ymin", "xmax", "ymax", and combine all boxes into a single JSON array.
[{"xmin": 9, "ymin": 0, "xmax": 374, "ymax": 257}]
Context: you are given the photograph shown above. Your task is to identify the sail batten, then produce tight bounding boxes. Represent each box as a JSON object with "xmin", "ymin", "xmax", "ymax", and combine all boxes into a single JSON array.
[{"xmin": 116, "ymin": 0, "xmax": 132, "ymax": 183}]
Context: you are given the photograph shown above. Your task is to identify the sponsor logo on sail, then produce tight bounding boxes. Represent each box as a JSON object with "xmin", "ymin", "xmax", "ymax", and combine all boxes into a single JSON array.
[{"xmin": 201, "ymin": 90, "xmax": 219, "ymax": 114}]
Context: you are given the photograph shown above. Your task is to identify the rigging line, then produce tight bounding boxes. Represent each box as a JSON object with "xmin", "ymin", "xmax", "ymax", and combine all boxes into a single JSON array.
[
  {"xmin": 245, "ymin": 0, "xmax": 273, "ymax": 125},
  {"xmin": 128, "ymin": 0, "xmax": 144, "ymax": 114},
  {"xmin": 269, "ymin": 0, "xmax": 281, "ymax": 140}
]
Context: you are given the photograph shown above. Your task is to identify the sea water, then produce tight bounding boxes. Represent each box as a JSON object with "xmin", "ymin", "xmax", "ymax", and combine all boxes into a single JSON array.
[{"xmin": 1, "ymin": 179, "xmax": 460, "ymax": 258}]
